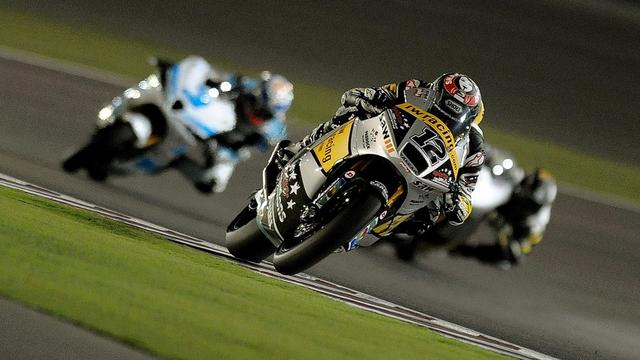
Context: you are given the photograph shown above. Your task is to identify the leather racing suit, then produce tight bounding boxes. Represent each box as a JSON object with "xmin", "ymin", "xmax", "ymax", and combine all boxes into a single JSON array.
[{"xmin": 111, "ymin": 56, "xmax": 288, "ymax": 193}]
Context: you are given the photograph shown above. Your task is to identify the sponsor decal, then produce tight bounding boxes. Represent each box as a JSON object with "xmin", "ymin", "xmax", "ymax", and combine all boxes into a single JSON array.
[
  {"xmin": 372, "ymin": 213, "xmax": 413, "ymax": 236},
  {"xmin": 275, "ymin": 185, "xmax": 287, "ymax": 222},
  {"xmin": 409, "ymin": 198, "xmax": 427, "ymax": 206},
  {"xmin": 398, "ymin": 160, "xmax": 413, "ymax": 174},
  {"xmin": 345, "ymin": 170, "xmax": 356, "ymax": 179},
  {"xmin": 400, "ymin": 152, "xmax": 418, "ymax": 173},
  {"xmin": 362, "ymin": 132, "xmax": 370, "ymax": 149},
  {"xmin": 411, "ymin": 180, "xmax": 433, "ymax": 193},
  {"xmin": 361, "ymin": 129, "xmax": 377, "ymax": 149},
  {"xmin": 379, "ymin": 117, "xmax": 391, "ymax": 140},
  {"xmin": 378, "ymin": 116, "xmax": 396, "ymax": 154},
  {"xmin": 315, "ymin": 178, "xmax": 347, "ymax": 208},
  {"xmin": 445, "ymin": 99, "xmax": 463, "ymax": 114},
  {"xmin": 384, "ymin": 138, "xmax": 396, "ymax": 154},
  {"xmin": 395, "ymin": 102, "xmax": 460, "ymax": 178},
  {"xmin": 312, "ymin": 120, "xmax": 354, "ymax": 173}
]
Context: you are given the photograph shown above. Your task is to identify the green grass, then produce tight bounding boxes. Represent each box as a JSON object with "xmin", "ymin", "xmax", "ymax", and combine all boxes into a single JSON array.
[
  {"xmin": 1, "ymin": 7, "xmax": 638, "ymax": 204},
  {"xmin": 0, "ymin": 186, "xmax": 505, "ymax": 359}
]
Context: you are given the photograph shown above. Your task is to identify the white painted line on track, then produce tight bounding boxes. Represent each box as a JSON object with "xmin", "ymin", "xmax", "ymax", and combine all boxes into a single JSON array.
[
  {"xmin": 0, "ymin": 173, "xmax": 557, "ymax": 360},
  {"xmin": 1, "ymin": 45, "xmax": 637, "ymax": 214},
  {"xmin": 0, "ymin": 46, "xmax": 131, "ymax": 87}
]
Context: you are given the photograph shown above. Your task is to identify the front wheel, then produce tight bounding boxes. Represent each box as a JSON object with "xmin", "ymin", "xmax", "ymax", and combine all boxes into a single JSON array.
[
  {"xmin": 225, "ymin": 199, "xmax": 277, "ymax": 262},
  {"xmin": 272, "ymin": 187, "xmax": 382, "ymax": 275},
  {"xmin": 61, "ymin": 121, "xmax": 137, "ymax": 181}
]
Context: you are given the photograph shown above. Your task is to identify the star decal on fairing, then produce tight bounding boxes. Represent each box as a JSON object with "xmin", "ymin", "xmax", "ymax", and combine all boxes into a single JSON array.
[
  {"xmin": 287, "ymin": 199, "xmax": 296, "ymax": 209},
  {"xmin": 290, "ymin": 182, "xmax": 300, "ymax": 195}
]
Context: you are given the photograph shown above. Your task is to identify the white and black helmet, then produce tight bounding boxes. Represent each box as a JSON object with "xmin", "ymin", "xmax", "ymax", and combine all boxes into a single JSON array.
[
  {"xmin": 260, "ymin": 71, "xmax": 294, "ymax": 116},
  {"xmin": 428, "ymin": 73, "xmax": 484, "ymax": 137}
]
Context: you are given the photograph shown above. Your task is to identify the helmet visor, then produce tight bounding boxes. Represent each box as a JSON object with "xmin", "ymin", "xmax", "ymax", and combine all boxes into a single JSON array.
[{"xmin": 430, "ymin": 91, "xmax": 476, "ymax": 138}]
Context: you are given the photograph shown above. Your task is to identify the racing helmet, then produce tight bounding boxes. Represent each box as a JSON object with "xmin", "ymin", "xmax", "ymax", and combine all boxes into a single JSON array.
[
  {"xmin": 517, "ymin": 168, "xmax": 558, "ymax": 206},
  {"xmin": 427, "ymin": 73, "xmax": 484, "ymax": 138},
  {"xmin": 260, "ymin": 71, "xmax": 294, "ymax": 116}
]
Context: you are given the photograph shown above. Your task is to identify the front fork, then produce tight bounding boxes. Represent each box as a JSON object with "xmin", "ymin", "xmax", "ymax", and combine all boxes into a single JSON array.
[
  {"xmin": 259, "ymin": 146, "xmax": 405, "ymax": 252},
  {"xmin": 314, "ymin": 167, "xmax": 402, "ymax": 252}
]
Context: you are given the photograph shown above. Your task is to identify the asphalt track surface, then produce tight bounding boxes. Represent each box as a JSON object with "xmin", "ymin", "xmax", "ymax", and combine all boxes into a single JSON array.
[
  {"xmin": 0, "ymin": 298, "xmax": 156, "ymax": 360},
  {"xmin": 0, "ymin": 2, "xmax": 639, "ymax": 359}
]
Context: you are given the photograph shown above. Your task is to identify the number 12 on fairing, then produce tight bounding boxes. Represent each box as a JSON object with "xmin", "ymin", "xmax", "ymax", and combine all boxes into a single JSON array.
[{"xmin": 411, "ymin": 127, "xmax": 447, "ymax": 166}]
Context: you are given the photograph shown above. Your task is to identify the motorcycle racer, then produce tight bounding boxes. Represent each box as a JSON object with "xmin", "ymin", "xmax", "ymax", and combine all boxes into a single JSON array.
[
  {"xmin": 285, "ymin": 73, "xmax": 485, "ymax": 228},
  {"xmin": 191, "ymin": 69, "xmax": 293, "ymax": 193},
  {"xmin": 78, "ymin": 55, "xmax": 293, "ymax": 193},
  {"xmin": 452, "ymin": 165, "xmax": 558, "ymax": 268},
  {"xmin": 390, "ymin": 144, "xmax": 558, "ymax": 268}
]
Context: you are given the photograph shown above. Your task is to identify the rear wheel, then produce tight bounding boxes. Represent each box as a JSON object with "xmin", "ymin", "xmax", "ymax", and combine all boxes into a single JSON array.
[
  {"xmin": 225, "ymin": 199, "xmax": 277, "ymax": 262},
  {"xmin": 272, "ymin": 186, "xmax": 382, "ymax": 275}
]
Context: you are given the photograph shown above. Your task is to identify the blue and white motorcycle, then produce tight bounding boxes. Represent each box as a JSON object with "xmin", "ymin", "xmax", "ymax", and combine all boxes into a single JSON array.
[{"xmin": 62, "ymin": 56, "xmax": 238, "ymax": 191}]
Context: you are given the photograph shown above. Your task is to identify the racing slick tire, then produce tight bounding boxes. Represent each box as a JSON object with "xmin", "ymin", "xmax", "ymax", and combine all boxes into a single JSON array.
[
  {"xmin": 272, "ymin": 186, "xmax": 382, "ymax": 275},
  {"xmin": 226, "ymin": 201, "xmax": 277, "ymax": 263}
]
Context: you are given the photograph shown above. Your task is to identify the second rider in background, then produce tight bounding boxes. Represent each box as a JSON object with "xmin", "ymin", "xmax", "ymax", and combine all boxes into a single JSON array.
[
  {"xmin": 106, "ymin": 56, "xmax": 294, "ymax": 193},
  {"xmin": 173, "ymin": 57, "xmax": 295, "ymax": 193}
]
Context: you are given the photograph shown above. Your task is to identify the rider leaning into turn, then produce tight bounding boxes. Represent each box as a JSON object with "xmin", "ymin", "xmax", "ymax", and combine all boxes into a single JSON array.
[
  {"xmin": 288, "ymin": 73, "xmax": 486, "ymax": 229},
  {"xmin": 116, "ymin": 56, "xmax": 294, "ymax": 193},
  {"xmin": 193, "ymin": 68, "xmax": 294, "ymax": 193},
  {"xmin": 453, "ymin": 164, "xmax": 558, "ymax": 268}
]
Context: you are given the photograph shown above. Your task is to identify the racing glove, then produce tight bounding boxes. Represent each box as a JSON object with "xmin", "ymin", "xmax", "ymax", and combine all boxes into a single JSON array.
[{"xmin": 443, "ymin": 188, "xmax": 473, "ymax": 226}]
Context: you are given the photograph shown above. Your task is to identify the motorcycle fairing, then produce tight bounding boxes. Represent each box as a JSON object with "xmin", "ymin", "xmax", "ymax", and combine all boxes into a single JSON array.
[
  {"xmin": 256, "ymin": 161, "xmax": 314, "ymax": 246},
  {"xmin": 310, "ymin": 120, "xmax": 355, "ymax": 174},
  {"xmin": 165, "ymin": 58, "xmax": 236, "ymax": 139},
  {"xmin": 255, "ymin": 87, "xmax": 472, "ymax": 249},
  {"xmin": 395, "ymin": 102, "xmax": 460, "ymax": 178},
  {"xmin": 112, "ymin": 104, "xmax": 198, "ymax": 173},
  {"xmin": 372, "ymin": 213, "xmax": 414, "ymax": 237}
]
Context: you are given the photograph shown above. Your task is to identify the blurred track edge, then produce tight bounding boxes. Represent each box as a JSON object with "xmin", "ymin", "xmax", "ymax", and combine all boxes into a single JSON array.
[{"xmin": 0, "ymin": 173, "xmax": 556, "ymax": 360}]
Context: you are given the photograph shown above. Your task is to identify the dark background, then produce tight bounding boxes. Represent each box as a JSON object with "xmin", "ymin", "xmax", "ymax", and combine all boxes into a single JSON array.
[{"xmin": 3, "ymin": 0, "xmax": 640, "ymax": 164}]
